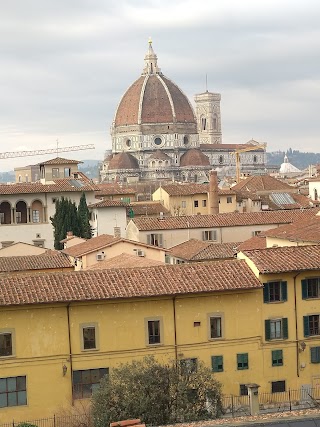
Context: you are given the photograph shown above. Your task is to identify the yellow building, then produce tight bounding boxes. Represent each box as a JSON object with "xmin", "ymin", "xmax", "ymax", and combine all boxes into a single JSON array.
[{"xmin": 1, "ymin": 245, "xmax": 320, "ymax": 421}]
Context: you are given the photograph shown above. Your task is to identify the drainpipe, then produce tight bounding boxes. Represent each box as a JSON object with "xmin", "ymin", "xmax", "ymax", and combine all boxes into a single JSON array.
[
  {"xmin": 172, "ymin": 296, "xmax": 178, "ymax": 361},
  {"xmin": 66, "ymin": 303, "xmax": 74, "ymax": 405},
  {"xmin": 293, "ymin": 272, "xmax": 301, "ymax": 378}
]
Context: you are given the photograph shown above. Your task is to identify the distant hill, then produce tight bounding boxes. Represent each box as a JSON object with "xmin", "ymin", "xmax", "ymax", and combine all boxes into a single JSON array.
[
  {"xmin": 267, "ymin": 149, "xmax": 320, "ymax": 170},
  {"xmin": 78, "ymin": 160, "xmax": 101, "ymax": 179}
]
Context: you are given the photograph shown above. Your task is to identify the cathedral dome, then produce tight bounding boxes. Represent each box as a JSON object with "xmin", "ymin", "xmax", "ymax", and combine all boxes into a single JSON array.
[
  {"xmin": 114, "ymin": 42, "xmax": 196, "ymax": 128},
  {"xmin": 180, "ymin": 148, "xmax": 210, "ymax": 167},
  {"xmin": 108, "ymin": 152, "xmax": 139, "ymax": 170}
]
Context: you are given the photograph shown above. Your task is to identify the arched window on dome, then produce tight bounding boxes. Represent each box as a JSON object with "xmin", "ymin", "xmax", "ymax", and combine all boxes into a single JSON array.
[
  {"xmin": 158, "ymin": 160, "xmax": 162, "ymax": 167},
  {"xmin": 315, "ymin": 189, "xmax": 318, "ymax": 201}
]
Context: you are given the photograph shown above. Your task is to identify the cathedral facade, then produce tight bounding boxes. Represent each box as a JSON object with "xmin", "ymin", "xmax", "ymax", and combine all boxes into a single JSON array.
[{"xmin": 100, "ymin": 42, "xmax": 266, "ymax": 183}]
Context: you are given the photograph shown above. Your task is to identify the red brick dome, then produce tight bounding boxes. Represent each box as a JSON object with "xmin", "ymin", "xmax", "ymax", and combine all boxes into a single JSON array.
[
  {"xmin": 114, "ymin": 43, "xmax": 196, "ymax": 127},
  {"xmin": 180, "ymin": 149, "xmax": 210, "ymax": 167},
  {"xmin": 108, "ymin": 152, "xmax": 139, "ymax": 170}
]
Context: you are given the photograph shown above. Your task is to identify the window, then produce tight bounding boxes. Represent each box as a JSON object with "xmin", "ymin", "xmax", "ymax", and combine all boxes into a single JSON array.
[
  {"xmin": 15, "ymin": 212, "xmax": 22, "ymax": 223},
  {"xmin": 237, "ymin": 353, "xmax": 248, "ymax": 370},
  {"xmin": 211, "ymin": 356, "xmax": 223, "ymax": 372},
  {"xmin": 181, "ymin": 201, "xmax": 186, "ymax": 208},
  {"xmin": 304, "ymin": 315, "xmax": 320, "ymax": 337},
  {"xmin": 209, "ymin": 316, "xmax": 222, "ymax": 339},
  {"xmin": 240, "ymin": 384, "xmax": 248, "ymax": 396},
  {"xmin": 218, "ymin": 155, "xmax": 223, "ymax": 164},
  {"xmin": 32, "ymin": 210, "xmax": 40, "ymax": 223},
  {"xmin": 272, "ymin": 349, "xmax": 283, "ymax": 366},
  {"xmin": 310, "ymin": 347, "xmax": 320, "ymax": 363},
  {"xmin": 263, "ymin": 281, "xmax": 287, "ymax": 303},
  {"xmin": 147, "ymin": 233, "xmax": 163, "ymax": 247},
  {"xmin": 201, "ymin": 117, "xmax": 206, "ymax": 131},
  {"xmin": 64, "ymin": 168, "xmax": 71, "ymax": 177},
  {"xmin": 52, "ymin": 168, "xmax": 59, "ymax": 178},
  {"xmin": 180, "ymin": 358, "xmax": 197, "ymax": 374},
  {"xmin": 81, "ymin": 325, "xmax": 98, "ymax": 350},
  {"xmin": 265, "ymin": 318, "xmax": 288, "ymax": 340},
  {"xmin": 202, "ymin": 230, "xmax": 217, "ymax": 241},
  {"xmin": 202, "ymin": 200, "xmax": 207, "ymax": 207},
  {"xmin": 227, "ymin": 196, "xmax": 232, "ymax": 204},
  {"xmin": 72, "ymin": 368, "xmax": 108, "ymax": 399},
  {"xmin": 272, "ymin": 380, "xmax": 285, "ymax": 393},
  {"xmin": 0, "ymin": 333, "xmax": 12, "ymax": 357},
  {"xmin": 147, "ymin": 320, "xmax": 161, "ymax": 345},
  {"xmin": 0, "ymin": 213, "xmax": 4, "ymax": 224},
  {"xmin": 0, "ymin": 376, "xmax": 27, "ymax": 408},
  {"xmin": 194, "ymin": 200, "xmax": 199, "ymax": 208},
  {"xmin": 302, "ymin": 278, "xmax": 320, "ymax": 299}
]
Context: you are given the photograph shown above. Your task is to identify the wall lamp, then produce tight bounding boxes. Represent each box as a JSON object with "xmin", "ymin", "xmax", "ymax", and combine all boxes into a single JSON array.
[
  {"xmin": 62, "ymin": 364, "xmax": 68, "ymax": 376},
  {"xmin": 299, "ymin": 341, "xmax": 306, "ymax": 352}
]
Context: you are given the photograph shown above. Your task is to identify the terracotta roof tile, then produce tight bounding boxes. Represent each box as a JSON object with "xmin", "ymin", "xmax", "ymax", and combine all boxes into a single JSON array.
[
  {"xmin": 232, "ymin": 175, "xmax": 292, "ymax": 192},
  {"xmin": 108, "ymin": 153, "xmax": 139, "ymax": 170},
  {"xmin": 129, "ymin": 201, "xmax": 170, "ymax": 216},
  {"xmin": 63, "ymin": 234, "xmax": 121, "ymax": 257},
  {"xmin": 0, "ymin": 251, "xmax": 72, "ymax": 273},
  {"xmin": 242, "ymin": 245, "xmax": 320, "ymax": 273},
  {"xmin": 159, "ymin": 183, "xmax": 235, "ymax": 196},
  {"xmin": 89, "ymin": 200, "xmax": 127, "ymax": 208},
  {"xmin": 131, "ymin": 208, "xmax": 320, "ymax": 231},
  {"xmin": 236, "ymin": 235, "xmax": 267, "ymax": 251},
  {"xmin": 170, "ymin": 239, "xmax": 240, "ymax": 261},
  {"xmin": 0, "ymin": 260, "xmax": 262, "ymax": 306},
  {"xmin": 87, "ymin": 253, "xmax": 164, "ymax": 270},
  {"xmin": 95, "ymin": 183, "xmax": 137, "ymax": 196},
  {"xmin": 0, "ymin": 179, "xmax": 98, "ymax": 195},
  {"xmin": 263, "ymin": 215, "xmax": 320, "ymax": 243},
  {"xmin": 180, "ymin": 149, "xmax": 210, "ymax": 167},
  {"xmin": 38, "ymin": 157, "xmax": 81, "ymax": 165}
]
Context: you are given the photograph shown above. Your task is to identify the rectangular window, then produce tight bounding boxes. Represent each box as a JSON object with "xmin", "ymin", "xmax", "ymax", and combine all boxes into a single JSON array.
[
  {"xmin": 310, "ymin": 347, "xmax": 320, "ymax": 363},
  {"xmin": 194, "ymin": 200, "xmax": 199, "ymax": 208},
  {"xmin": 72, "ymin": 368, "xmax": 108, "ymax": 399},
  {"xmin": 181, "ymin": 201, "xmax": 186, "ymax": 208},
  {"xmin": 0, "ymin": 376, "xmax": 27, "ymax": 408},
  {"xmin": 271, "ymin": 380, "xmax": 286, "ymax": 393},
  {"xmin": 64, "ymin": 167, "xmax": 71, "ymax": 177},
  {"xmin": 240, "ymin": 384, "xmax": 248, "ymax": 396},
  {"xmin": 263, "ymin": 281, "xmax": 287, "ymax": 303},
  {"xmin": 304, "ymin": 315, "xmax": 320, "ymax": 337},
  {"xmin": 202, "ymin": 230, "xmax": 217, "ymax": 241},
  {"xmin": 15, "ymin": 212, "xmax": 22, "ymax": 223},
  {"xmin": 211, "ymin": 356, "xmax": 223, "ymax": 372},
  {"xmin": 302, "ymin": 278, "xmax": 320, "ymax": 299},
  {"xmin": 32, "ymin": 210, "xmax": 40, "ymax": 223},
  {"xmin": 0, "ymin": 333, "xmax": 12, "ymax": 357},
  {"xmin": 227, "ymin": 196, "xmax": 232, "ymax": 204},
  {"xmin": 147, "ymin": 320, "xmax": 161, "ymax": 345},
  {"xmin": 81, "ymin": 325, "xmax": 98, "ymax": 350},
  {"xmin": 147, "ymin": 233, "xmax": 163, "ymax": 247},
  {"xmin": 202, "ymin": 200, "xmax": 207, "ymax": 207},
  {"xmin": 265, "ymin": 318, "xmax": 288, "ymax": 340},
  {"xmin": 210, "ymin": 316, "xmax": 222, "ymax": 339},
  {"xmin": 272, "ymin": 349, "xmax": 283, "ymax": 366},
  {"xmin": 180, "ymin": 358, "xmax": 197, "ymax": 374},
  {"xmin": 52, "ymin": 168, "xmax": 59, "ymax": 178},
  {"xmin": 237, "ymin": 353, "xmax": 248, "ymax": 370}
]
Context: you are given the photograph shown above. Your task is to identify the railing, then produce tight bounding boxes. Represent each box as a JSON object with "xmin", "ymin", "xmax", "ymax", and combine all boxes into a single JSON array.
[{"xmin": 1, "ymin": 388, "xmax": 320, "ymax": 427}]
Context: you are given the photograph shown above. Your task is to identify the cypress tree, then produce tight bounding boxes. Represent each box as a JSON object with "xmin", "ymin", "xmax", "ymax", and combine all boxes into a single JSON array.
[{"xmin": 78, "ymin": 192, "xmax": 92, "ymax": 239}]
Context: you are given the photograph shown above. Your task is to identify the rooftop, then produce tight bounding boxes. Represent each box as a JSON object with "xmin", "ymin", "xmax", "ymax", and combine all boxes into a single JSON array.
[
  {"xmin": 170, "ymin": 239, "xmax": 240, "ymax": 261},
  {"xmin": 0, "ymin": 251, "xmax": 72, "ymax": 273},
  {"xmin": 87, "ymin": 252, "xmax": 164, "ymax": 270},
  {"xmin": 157, "ymin": 183, "xmax": 235, "ymax": 196},
  {"xmin": 263, "ymin": 214, "xmax": 320, "ymax": 243}
]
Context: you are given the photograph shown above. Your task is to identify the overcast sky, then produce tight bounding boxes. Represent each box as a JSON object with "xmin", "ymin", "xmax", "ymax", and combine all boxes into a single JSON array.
[{"xmin": 1, "ymin": 0, "xmax": 319, "ymax": 170}]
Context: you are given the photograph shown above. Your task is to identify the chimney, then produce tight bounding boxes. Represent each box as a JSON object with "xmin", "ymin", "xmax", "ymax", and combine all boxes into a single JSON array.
[
  {"xmin": 66, "ymin": 231, "xmax": 73, "ymax": 238},
  {"xmin": 209, "ymin": 170, "xmax": 219, "ymax": 215}
]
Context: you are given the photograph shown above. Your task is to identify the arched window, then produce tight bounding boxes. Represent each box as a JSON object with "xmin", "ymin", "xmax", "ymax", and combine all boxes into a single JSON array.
[
  {"xmin": 183, "ymin": 135, "xmax": 189, "ymax": 145},
  {"xmin": 315, "ymin": 189, "xmax": 318, "ymax": 201},
  {"xmin": 0, "ymin": 201, "xmax": 12, "ymax": 224},
  {"xmin": 219, "ymin": 155, "xmax": 224, "ymax": 164},
  {"xmin": 15, "ymin": 201, "xmax": 28, "ymax": 223},
  {"xmin": 194, "ymin": 174, "xmax": 198, "ymax": 183},
  {"xmin": 213, "ymin": 115, "xmax": 217, "ymax": 130},
  {"xmin": 253, "ymin": 155, "xmax": 257, "ymax": 163},
  {"xmin": 201, "ymin": 117, "xmax": 206, "ymax": 131}
]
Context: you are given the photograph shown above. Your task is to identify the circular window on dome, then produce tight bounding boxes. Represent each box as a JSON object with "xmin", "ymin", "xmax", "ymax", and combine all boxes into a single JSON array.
[
  {"xmin": 154, "ymin": 137, "xmax": 162, "ymax": 146},
  {"xmin": 183, "ymin": 135, "xmax": 189, "ymax": 145},
  {"xmin": 124, "ymin": 139, "xmax": 132, "ymax": 149}
]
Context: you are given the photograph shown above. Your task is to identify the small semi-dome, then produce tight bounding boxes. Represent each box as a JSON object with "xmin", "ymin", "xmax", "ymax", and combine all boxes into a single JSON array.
[
  {"xmin": 180, "ymin": 148, "xmax": 210, "ymax": 167},
  {"xmin": 108, "ymin": 152, "xmax": 139, "ymax": 170},
  {"xmin": 149, "ymin": 150, "xmax": 171, "ymax": 161},
  {"xmin": 114, "ymin": 41, "xmax": 196, "ymax": 128}
]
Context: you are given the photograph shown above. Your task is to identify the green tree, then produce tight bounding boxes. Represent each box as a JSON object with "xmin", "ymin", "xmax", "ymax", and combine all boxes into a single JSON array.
[
  {"xmin": 78, "ymin": 192, "xmax": 92, "ymax": 239},
  {"xmin": 50, "ymin": 197, "xmax": 80, "ymax": 249},
  {"xmin": 92, "ymin": 356, "xmax": 222, "ymax": 427}
]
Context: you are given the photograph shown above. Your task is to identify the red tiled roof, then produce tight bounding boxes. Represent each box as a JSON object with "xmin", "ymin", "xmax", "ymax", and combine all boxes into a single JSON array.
[
  {"xmin": 170, "ymin": 239, "xmax": 240, "ymax": 261},
  {"xmin": 131, "ymin": 208, "xmax": 320, "ymax": 231},
  {"xmin": 263, "ymin": 215, "xmax": 320, "ymax": 243},
  {"xmin": 242, "ymin": 245, "xmax": 320, "ymax": 273},
  {"xmin": 95, "ymin": 183, "xmax": 137, "ymax": 196},
  {"xmin": 129, "ymin": 202, "xmax": 170, "ymax": 216},
  {"xmin": 232, "ymin": 175, "xmax": 292, "ymax": 192},
  {"xmin": 0, "ymin": 260, "xmax": 262, "ymax": 306},
  {"xmin": 180, "ymin": 149, "xmax": 210, "ymax": 167},
  {"xmin": 0, "ymin": 179, "xmax": 98, "ymax": 195},
  {"xmin": 0, "ymin": 251, "xmax": 72, "ymax": 273},
  {"xmin": 236, "ymin": 235, "xmax": 267, "ymax": 251},
  {"xmin": 87, "ymin": 253, "xmax": 164, "ymax": 270},
  {"xmin": 89, "ymin": 200, "xmax": 127, "ymax": 208},
  {"xmin": 38, "ymin": 157, "xmax": 81, "ymax": 165},
  {"xmin": 63, "ymin": 234, "xmax": 121, "ymax": 257}
]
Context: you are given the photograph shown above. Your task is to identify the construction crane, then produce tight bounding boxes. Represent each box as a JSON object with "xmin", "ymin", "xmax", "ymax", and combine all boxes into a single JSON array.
[
  {"xmin": 231, "ymin": 141, "xmax": 267, "ymax": 183},
  {"xmin": 0, "ymin": 143, "xmax": 95, "ymax": 160}
]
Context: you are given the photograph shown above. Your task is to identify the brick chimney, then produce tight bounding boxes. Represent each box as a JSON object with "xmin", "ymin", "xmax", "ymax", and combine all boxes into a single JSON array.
[{"xmin": 209, "ymin": 170, "xmax": 219, "ymax": 215}]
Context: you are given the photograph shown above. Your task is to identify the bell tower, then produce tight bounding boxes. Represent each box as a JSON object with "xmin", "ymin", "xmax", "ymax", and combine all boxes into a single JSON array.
[{"xmin": 194, "ymin": 91, "xmax": 222, "ymax": 144}]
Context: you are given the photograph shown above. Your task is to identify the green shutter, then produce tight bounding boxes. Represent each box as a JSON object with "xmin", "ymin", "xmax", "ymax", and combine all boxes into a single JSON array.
[
  {"xmin": 311, "ymin": 347, "xmax": 320, "ymax": 363},
  {"xmin": 281, "ymin": 281, "xmax": 287, "ymax": 302},
  {"xmin": 272, "ymin": 349, "xmax": 283, "ymax": 366},
  {"xmin": 211, "ymin": 355, "xmax": 223, "ymax": 372},
  {"xmin": 265, "ymin": 320, "xmax": 271, "ymax": 341},
  {"xmin": 302, "ymin": 279, "xmax": 308, "ymax": 299},
  {"xmin": 263, "ymin": 283, "xmax": 270, "ymax": 303},
  {"xmin": 282, "ymin": 318, "xmax": 288, "ymax": 339},
  {"xmin": 303, "ymin": 316, "xmax": 310, "ymax": 337}
]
